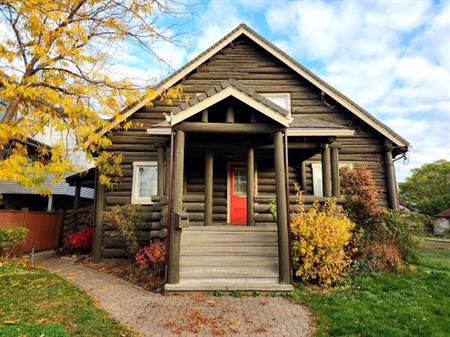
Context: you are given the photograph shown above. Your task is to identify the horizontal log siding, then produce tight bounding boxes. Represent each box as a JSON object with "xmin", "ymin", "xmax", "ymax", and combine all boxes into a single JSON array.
[
  {"xmin": 62, "ymin": 206, "xmax": 94, "ymax": 239},
  {"xmin": 101, "ymin": 35, "xmax": 390, "ymax": 257}
]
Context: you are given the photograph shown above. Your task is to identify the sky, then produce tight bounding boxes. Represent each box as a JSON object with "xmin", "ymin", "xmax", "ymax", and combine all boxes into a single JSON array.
[
  {"xmin": 107, "ymin": 0, "xmax": 450, "ymax": 182},
  {"xmin": 1, "ymin": 0, "xmax": 443, "ymax": 182}
]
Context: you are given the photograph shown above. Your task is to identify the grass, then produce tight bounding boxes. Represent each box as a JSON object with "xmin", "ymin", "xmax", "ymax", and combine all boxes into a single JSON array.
[
  {"xmin": 291, "ymin": 248, "xmax": 450, "ymax": 337},
  {"xmin": 0, "ymin": 259, "xmax": 136, "ymax": 337}
]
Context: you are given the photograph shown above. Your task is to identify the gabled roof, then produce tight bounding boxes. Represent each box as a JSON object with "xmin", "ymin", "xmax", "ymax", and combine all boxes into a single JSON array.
[
  {"xmin": 170, "ymin": 79, "xmax": 291, "ymax": 126},
  {"xmin": 100, "ymin": 24, "xmax": 408, "ymax": 148}
]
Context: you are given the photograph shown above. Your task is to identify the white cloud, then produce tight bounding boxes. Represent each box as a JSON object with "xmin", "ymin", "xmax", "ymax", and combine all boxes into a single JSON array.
[
  {"xmin": 265, "ymin": 0, "xmax": 450, "ymax": 181},
  {"xmin": 185, "ymin": 1, "xmax": 248, "ymax": 61}
]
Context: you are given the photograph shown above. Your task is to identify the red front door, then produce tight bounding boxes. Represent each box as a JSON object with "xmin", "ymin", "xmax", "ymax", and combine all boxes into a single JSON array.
[{"xmin": 229, "ymin": 163, "xmax": 247, "ymax": 225}]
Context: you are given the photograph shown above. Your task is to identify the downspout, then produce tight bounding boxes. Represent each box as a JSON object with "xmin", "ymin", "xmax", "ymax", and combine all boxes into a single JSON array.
[
  {"xmin": 164, "ymin": 129, "xmax": 175, "ymax": 284},
  {"xmin": 284, "ymin": 130, "xmax": 292, "ymax": 283}
]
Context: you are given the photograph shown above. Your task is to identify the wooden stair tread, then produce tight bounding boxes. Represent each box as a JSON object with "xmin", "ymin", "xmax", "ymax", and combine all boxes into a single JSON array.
[{"xmin": 165, "ymin": 281, "xmax": 293, "ymax": 292}]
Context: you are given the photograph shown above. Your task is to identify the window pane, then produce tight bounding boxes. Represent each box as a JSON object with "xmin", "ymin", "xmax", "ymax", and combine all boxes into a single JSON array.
[
  {"xmin": 261, "ymin": 94, "xmax": 290, "ymax": 111},
  {"xmin": 139, "ymin": 166, "xmax": 156, "ymax": 198},
  {"xmin": 233, "ymin": 168, "xmax": 247, "ymax": 195}
]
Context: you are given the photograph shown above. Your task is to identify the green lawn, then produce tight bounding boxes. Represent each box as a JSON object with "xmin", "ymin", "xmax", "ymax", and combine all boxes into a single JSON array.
[
  {"xmin": 292, "ymin": 248, "xmax": 450, "ymax": 337},
  {"xmin": 0, "ymin": 260, "xmax": 136, "ymax": 337}
]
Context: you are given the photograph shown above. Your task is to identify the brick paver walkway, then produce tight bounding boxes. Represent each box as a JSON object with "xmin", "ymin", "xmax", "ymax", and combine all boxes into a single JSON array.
[{"xmin": 42, "ymin": 258, "xmax": 313, "ymax": 337}]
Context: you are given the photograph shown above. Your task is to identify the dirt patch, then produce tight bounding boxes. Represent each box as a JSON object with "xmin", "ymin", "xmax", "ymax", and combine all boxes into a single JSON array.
[{"xmin": 420, "ymin": 239, "xmax": 450, "ymax": 250}]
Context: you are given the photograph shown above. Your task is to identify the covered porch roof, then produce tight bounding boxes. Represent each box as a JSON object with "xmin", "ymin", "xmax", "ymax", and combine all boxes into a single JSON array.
[
  {"xmin": 147, "ymin": 80, "xmax": 355, "ymax": 137},
  {"xmin": 170, "ymin": 79, "xmax": 291, "ymax": 126}
]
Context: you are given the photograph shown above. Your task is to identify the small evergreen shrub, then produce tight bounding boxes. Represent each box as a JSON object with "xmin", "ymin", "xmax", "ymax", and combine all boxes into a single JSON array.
[
  {"xmin": 0, "ymin": 227, "xmax": 29, "ymax": 258},
  {"xmin": 290, "ymin": 189, "xmax": 355, "ymax": 287}
]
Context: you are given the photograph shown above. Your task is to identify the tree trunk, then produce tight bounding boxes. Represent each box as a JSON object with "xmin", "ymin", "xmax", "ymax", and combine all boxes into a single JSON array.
[{"xmin": 1, "ymin": 95, "xmax": 21, "ymax": 124}]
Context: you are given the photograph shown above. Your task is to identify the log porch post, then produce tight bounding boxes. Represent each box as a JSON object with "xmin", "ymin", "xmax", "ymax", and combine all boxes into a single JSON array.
[
  {"xmin": 225, "ymin": 106, "xmax": 234, "ymax": 123},
  {"xmin": 73, "ymin": 181, "xmax": 81, "ymax": 211},
  {"xmin": 247, "ymin": 146, "xmax": 255, "ymax": 226},
  {"xmin": 165, "ymin": 147, "xmax": 171, "ymax": 195},
  {"xmin": 68, "ymin": 181, "xmax": 81, "ymax": 232},
  {"xmin": 93, "ymin": 169, "xmax": 105, "ymax": 262},
  {"xmin": 157, "ymin": 147, "xmax": 165, "ymax": 195},
  {"xmin": 300, "ymin": 161, "xmax": 307, "ymax": 193},
  {"xmin": 168, "ymin": 130, "xmax": 185, "ymax": 284},
  {"xmin": 274, "ymin": 131, "xmax": 290, "ymax": 284},
  {"xmin": 385, "ymin": 142, "xmax": 399, "ymax": 209},
  {"xmin": 321, "ymin": 144, "xmax": 332, "ymax": 197},
  {"xmin": 330, "ymin": 143, "xmax": 340, "ymax": 197},
  {"xmin": 204, "ymin": 149, "xmax": 213, "ymax": 226}
]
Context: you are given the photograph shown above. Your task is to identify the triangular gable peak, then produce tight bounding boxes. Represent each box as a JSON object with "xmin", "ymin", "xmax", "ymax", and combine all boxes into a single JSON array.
[
  {"xmin": 100, "ymin": 24, "xmax": 408, "ymax": 148},
  {"xmin": 170, "ymin": 79, "xmax": 291, "ymax": 126}
]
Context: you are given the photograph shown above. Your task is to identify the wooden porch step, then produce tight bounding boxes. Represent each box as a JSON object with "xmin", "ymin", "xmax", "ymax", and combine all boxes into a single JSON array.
[
  {"xmin": 180, "ymin": 249, "xmax": 278, "ymax": 257},
  {"xmin": 165, "ymin": 280, "xmax": 293, "ymax": 292},
  {"xmin": 180, "ymin": 255, "xmax": 278, "ymax": 267},
  {"xmin": 180, "ymin": 266, "xmax": 279, "ymax": 278},
  {"xmin": 183, "ymin": 225, "xmax": 277, "ymax": 232}
]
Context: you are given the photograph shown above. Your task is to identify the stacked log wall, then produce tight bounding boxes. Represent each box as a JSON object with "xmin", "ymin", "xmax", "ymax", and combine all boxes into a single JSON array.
[{"xmin": 62, "ymin": 206, "xmax": 94, "ymax": 239}]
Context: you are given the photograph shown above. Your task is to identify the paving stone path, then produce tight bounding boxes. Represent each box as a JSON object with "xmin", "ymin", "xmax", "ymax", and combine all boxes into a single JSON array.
[{"xmin": 42, "ymin": 258, "xmax": 313, "ymax": 337}]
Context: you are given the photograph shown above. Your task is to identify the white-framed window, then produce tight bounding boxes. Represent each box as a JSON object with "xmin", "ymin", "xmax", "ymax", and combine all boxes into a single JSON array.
[
  {"xmin": 131, "ymin": 161, "xmax": 158, "ymax": 204},
  {"xmin": 261, "ymin": 93, "xmax": 291, "ymax": 118},
  {"xmin": 311, "ymin": 162, "xmax": 354, "ymax": 197}
]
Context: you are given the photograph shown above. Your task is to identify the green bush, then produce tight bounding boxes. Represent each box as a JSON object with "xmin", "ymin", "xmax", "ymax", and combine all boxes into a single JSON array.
[
  {"xmin": 382, "ymin": 210, "xmax": 425, "ymax": 262},
  {"xmin": 104, "ymin": 204, "xmax": 145, "ymax": 257},
  {"xmin": 0, "ymin": 227, "xmax": 29, "ymax": 258}
]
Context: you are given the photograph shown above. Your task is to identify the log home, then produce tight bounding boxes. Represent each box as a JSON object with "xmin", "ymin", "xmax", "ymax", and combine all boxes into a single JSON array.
[{"xmin": 93, "ymin": 24, "xmax": 409, "ymax": 292}]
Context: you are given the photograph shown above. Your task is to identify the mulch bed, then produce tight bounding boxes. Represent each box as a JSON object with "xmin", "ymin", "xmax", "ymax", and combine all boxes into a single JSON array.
[{"xmin": 65, "ymin": 255, "xmax": 165, "ymax": 292}]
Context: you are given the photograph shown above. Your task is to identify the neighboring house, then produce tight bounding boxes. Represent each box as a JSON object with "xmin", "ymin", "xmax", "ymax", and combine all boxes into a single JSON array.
[
  {"xmin": 0, "ymin": 138, "xmax": 94, "ymax": 211},
  {"xmin": 434, "ymin": 209, "xmax": 450, "ymax": 236},
  {"xmin": 0, "ymin": 175, "xmax": 94, "ymax": 211},
  {"xmin": 92, "ymin": 24, "xmax": 409, "ymax": 291}
]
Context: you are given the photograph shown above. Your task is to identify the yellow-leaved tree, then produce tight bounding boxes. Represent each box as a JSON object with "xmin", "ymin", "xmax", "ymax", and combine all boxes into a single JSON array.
[{"xmin": 0, "ymin": 0, "xmax": 182, "ymax": 190}]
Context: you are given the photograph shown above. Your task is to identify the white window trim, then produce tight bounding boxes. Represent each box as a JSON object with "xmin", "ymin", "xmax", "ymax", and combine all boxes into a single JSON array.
[
  {"xmin": 131, "ymin": 161, "xmax": 158, "ymax": 205},
  {"xmin": 311, "ymin": 162, "xmax": 354, "ymax": 197},
  {"xmin": 261, "ymin": 93, "xmax": 291, "ymax": 119}
]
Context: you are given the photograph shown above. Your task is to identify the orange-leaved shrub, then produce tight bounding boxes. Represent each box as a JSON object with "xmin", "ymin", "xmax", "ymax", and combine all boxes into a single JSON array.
[
  {"xmin": 340, "ymin": 164, "xmax": 384, "ymax": 233},
  {"xmin": 290, "ymin": 188, "xmax": 355, "ymax": 287},
  {"xmin": 340, "ymin": 165, "xmax": 424, "ymax": 272}
]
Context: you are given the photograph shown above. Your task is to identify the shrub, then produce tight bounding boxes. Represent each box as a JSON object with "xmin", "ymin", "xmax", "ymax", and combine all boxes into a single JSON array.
[
  {"xmin": 104, "ymin": 204, "xmax": 145, "ymax": 257},
  {"xmin": 65, "ymin": 227, "xmax": 92, "ymax": 251},
  {"xmin": 362, "ymin": 241, "xmax": 403, "ymax": 272},
  {"xmin": 382, "ymin": 210, "xmax": 425, "ymax": 261},
  {"xmin": 290, "ymin": 191, "xmax": 355, "ymax": 287},
  {"xmin": 340, "ymin": 164, "xmax": 385, "ymax": 235},
  {"xmin": 341, "ymin": 165, "xmax": 426, "ymax": 271},
  {"xmin": 135, "ymin": 240, "xmax": 166, "ymax": 276},
  {"xmin": 0, "ymin": 227, "xmax": 29, "ymax": 258}
]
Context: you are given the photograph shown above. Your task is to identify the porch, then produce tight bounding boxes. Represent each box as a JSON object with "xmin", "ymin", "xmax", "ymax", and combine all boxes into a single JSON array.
[{"xmin": 147, "ymin": 80, "xmax": 354, "ymax": 291}]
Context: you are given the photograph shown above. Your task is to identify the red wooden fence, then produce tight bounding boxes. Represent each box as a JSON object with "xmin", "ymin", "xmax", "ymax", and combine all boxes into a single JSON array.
[{"xmin": 0, "ymin": 208, "xmax": 64, "ymax": 252}]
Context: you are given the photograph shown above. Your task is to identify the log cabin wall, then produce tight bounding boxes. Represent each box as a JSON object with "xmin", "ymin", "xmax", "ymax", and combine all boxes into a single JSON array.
[{"xmin": 101, "ymin": 35, "xmax": 390, "ymax": 258}]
